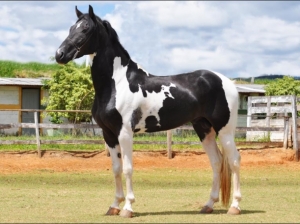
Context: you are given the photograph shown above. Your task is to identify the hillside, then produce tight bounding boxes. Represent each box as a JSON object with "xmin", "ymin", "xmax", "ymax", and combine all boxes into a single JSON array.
[
  {"xmin": 233, "ymin": 74, "xmax": 300, "ymax": 84},
  {"xmin": 0, "ymin": 60, "xmax": 61, "ymax": 78}
]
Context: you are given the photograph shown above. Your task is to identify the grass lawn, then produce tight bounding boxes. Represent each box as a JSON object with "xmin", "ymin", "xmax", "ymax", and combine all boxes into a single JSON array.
[{"xmin": 0, "ymin": 166, "xmax": 299, "ymax": 223}]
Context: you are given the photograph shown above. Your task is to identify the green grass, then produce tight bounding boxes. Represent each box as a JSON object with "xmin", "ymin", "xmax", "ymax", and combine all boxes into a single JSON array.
[
  {"xmin": 0, "ymin": 167, "xmax": 299, "ymax": 223},
  {"xmin": 0, "ymin": 60, "xmax": 60, "ymax": 78}
]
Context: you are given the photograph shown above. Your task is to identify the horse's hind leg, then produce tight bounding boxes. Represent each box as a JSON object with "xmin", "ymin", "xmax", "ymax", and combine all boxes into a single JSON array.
[
  {"xmin": 193, "ymin": 121, "xmax": 222, "ymax": 213},
  {"xmin": 218, "ymin": 129, "xmax": 241, "ymax": 215}
]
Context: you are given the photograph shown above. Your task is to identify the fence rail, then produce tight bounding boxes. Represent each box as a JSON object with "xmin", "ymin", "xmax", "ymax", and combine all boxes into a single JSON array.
[
  {"xmin": 0, "ymin": 123, "xmax": 285, "ymax": 131},
  {"xmin": 0, "ymin": 109, "xmax": 298, "ymax": 161}
]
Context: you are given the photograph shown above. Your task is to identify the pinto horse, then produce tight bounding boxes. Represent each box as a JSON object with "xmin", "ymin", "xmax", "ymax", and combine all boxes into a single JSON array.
[{"xmin": 55, "ymin": 5, "xmax": 241, "ymax": 218}]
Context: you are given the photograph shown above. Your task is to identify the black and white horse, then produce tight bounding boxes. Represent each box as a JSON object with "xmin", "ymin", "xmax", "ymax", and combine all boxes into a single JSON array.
[{"xmin": 55, "ymin": 5, "xmax": 241, "ymax": 218}]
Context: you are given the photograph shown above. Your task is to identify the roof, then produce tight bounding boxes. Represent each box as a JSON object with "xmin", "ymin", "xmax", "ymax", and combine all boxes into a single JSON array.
[
  {"xmin": 0, "ymin": 78, "xmax": 49, "ymax": 86},
  {"xmin": 235, "ymin": 84, "xmax": 266, "ymax": 93}
]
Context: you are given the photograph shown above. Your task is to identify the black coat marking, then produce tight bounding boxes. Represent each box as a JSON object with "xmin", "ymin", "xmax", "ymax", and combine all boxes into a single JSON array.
[{"xmin": 131, "ymin": 107, "xmax": 142, "ymax": 132}]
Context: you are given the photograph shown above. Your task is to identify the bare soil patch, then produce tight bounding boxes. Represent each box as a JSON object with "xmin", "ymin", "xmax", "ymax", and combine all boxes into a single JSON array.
[{"xmin": 0, "ymin": 148, "xmax": 298, "ymax": 174}]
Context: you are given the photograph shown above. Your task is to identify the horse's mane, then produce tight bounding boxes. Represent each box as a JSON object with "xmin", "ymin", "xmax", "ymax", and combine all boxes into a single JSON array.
[{"xmin": 95, "ymin": 16, "xmax": 130, "ymax": 59}]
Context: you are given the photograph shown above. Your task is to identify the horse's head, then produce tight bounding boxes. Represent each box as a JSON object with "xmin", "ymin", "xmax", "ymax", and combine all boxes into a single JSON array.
[{"xmin": 55, "ymin": 5, "xmax": 107, "ymax": 64}]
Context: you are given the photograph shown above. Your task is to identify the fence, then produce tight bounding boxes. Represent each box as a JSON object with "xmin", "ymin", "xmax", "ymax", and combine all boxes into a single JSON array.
[
  {"xmin": 0, "ymin": 107, "xmax": 299, "ymax": 161},
  {"xmin": 247, "ymin": 95, "xmax": 299, "ymax": 160}
]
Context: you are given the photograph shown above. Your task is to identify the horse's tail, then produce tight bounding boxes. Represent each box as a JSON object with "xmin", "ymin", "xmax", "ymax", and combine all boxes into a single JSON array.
[{"xmin": 220, "ymin": 151, "xmax": 231, "ymax": 208}]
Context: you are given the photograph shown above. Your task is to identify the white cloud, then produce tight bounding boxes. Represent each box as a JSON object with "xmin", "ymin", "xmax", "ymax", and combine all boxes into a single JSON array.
[
  {"xmin": 163, "ymin": 47, "xmax": 242, "ymax": 74},
  {"xmin": 52, "ymin": 30, "xmax": 69, "ymax": 42},
  {"xmin": 1, "ymin": 1, "xmax": 300, "ymax": 78},
  {"xmin": 264, "ymin": 60, "xmax": 300, "ymax": 76},
  {"xmin": 104, "ymin": 13, "xmax": 124, "ymax": 33},
  {"xmin": 238, "ymin": 55, "xmax": 300, "ymax": 78},
  {"xmin": 136, "ymin": 1, "xmax": 228, "ymax": 29},
  {"xmin": 222, "ymin": 16, "xmax": 300, "ymax": 53}
]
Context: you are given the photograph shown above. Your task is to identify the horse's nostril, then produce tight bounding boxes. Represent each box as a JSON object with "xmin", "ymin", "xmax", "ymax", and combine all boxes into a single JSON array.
[{"xmin": 59, "ymin": 52, "xmax": 64, "ymax": 59}]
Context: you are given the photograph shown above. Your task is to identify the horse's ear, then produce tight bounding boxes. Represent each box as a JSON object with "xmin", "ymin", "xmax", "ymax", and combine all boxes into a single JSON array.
[
  {"xmin": 75, "ymin": 6, "xmax": 83, "ymax": 18},
  {"xmin": 88, "ymin": 5, "xmax": 96, "ymax": 21}
]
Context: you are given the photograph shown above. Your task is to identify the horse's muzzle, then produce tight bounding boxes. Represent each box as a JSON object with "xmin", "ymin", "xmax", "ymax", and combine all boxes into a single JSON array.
[
  {"xmin": 55, "ymin": 45, "xmax": 74, "ymax": 64},
  {"xmin": 55, "ymin": 46, "xmax": 66, "ymax": 64}
]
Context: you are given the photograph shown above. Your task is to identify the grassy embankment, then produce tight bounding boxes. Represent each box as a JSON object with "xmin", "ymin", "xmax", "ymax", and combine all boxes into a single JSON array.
[{"xmin": 0, "ymin": 60, "xmax": 61, "ymax": 78}]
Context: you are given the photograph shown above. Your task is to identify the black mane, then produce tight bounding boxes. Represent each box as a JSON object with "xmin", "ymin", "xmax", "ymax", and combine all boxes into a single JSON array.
[{"xmin": 96, "ymin": 17, "xmax": 130, "ymax": 60}]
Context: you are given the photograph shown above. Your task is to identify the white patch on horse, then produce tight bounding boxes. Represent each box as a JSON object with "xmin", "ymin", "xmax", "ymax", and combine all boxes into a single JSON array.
[
  {"xmin": 137, "ymin": 64, "xmax": 149, "ymax": 76},
  {"xmin": 76, "ymin": 21, "xmax": 83, "ymax": 29},
  {"xmin": 112, "ymin": 57, "xmax": 176, "ymax": 132},
  {"xmin": 86, "ymin": 52, "xmax": 97, "ymax": 67},
  {"xmin": 162, "ymin": 84, "xmax": 176, "ymax": 99}
]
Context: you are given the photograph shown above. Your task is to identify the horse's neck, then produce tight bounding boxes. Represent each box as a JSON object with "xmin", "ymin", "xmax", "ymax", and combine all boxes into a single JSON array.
[{"xmin": 90, "ymin": 47, "xmax": 130, "ymax": 101}]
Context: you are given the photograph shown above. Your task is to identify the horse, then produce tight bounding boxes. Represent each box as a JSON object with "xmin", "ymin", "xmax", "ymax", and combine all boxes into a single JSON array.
[{"xmin": 55, "ymin": 5, "xmax": 241, "ymax": 218}]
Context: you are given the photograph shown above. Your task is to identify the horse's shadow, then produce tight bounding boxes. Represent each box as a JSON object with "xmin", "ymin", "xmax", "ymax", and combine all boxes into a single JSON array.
[{"xmin": 135, "ymin": 209, "xmax": 265, "ymax": 217}]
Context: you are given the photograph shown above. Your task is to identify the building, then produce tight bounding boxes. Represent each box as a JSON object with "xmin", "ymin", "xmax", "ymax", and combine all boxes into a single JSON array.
[
  {"xmin": 0, "ymin": 78, "xmax": 49, "ymax": 135},
  {"xmin": 235, "ymin": 84, "xmax": 265, "ymax": 127}
]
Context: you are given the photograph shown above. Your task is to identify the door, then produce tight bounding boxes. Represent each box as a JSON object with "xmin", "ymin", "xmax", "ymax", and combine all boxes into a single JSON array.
[{"xmin": 21, "ymin": 88, "xmax": 40, "ymax": 135}]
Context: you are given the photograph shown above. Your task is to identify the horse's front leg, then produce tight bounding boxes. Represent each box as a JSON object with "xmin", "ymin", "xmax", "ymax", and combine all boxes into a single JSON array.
[
  {"xmin": 105, "ymin": 143, "xmax": 125, "ymax": 215},
  {"xmin": 118, "ymin": 127, "xmax": 135, "ymax": 218}
]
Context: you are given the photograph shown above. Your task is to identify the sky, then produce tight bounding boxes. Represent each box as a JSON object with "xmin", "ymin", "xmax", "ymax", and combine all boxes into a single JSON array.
[{"xmin": 1, "ymin": 1, "xmax": 300, "ymax": 78}]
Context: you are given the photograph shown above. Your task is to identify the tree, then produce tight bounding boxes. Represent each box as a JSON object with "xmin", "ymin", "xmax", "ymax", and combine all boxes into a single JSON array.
[
  {"xmin": 264, "ymin": 76, "xmax": 300, "ymax": 96},
  {"xmin": 265, "ymin": 76, "xmax": 300, "ymax": 117},
  {"xmin": 42, "ymin": 61, "xmax": 94, "ymax": 124}
]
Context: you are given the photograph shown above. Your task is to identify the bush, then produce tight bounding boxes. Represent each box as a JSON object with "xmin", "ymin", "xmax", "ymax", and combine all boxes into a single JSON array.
[{"xmin": 42, "ymin": 61, "xmax": 94, "ymax": 124}]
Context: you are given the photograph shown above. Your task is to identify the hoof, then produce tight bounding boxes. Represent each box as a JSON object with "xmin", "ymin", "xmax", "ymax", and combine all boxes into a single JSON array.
[
  {"xmin": 120, "ymin": 209, "xmax": 134, "ymax": 218},
  {"xmin": 227, "ymin": 206, "xmax": 241, "ymax": 215},
  {"xmin": 199, "ymin": 205, "xmax": 213, "ymax": 214},
  {"xmin": 105, "ymin": 207, "xmax": 120, "ymax": 216}
]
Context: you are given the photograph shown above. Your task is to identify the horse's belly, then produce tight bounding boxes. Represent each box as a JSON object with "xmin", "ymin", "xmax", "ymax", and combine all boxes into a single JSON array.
[{"xmin": 131, "ymin": 98, "xmax": 196, "ymax": 133}]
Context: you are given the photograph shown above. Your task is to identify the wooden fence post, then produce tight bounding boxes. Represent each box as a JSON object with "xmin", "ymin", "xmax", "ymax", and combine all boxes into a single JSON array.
[
  {"xmin": 247, "ymin": 96, "xmax": 252, "ymax": 128},
  {"xmin": 34, "ymin": 112, "xmax": 41, "ymax": 158},
  {"xmin": 283, "ymin": 111, "xmax": 289, "ymax": 149},
  {"xmin": 291, "ymin": 95, "xmax": 299, "ymax": 161},
  {"xmin": 266, "ymin": 96, "xmax": 271, "ymax": 139},
  {"xmin": 167, "ymin": 130, "xmax": 172, "ymax": 159}
]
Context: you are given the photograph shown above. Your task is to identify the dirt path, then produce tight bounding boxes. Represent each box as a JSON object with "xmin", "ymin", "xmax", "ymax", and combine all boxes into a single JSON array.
[{"xmin": 0, "ymin": 147, "xmax": 299, "ymax": 174}]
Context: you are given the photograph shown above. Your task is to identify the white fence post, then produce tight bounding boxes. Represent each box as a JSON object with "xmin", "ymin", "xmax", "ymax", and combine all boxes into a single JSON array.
[
  {"xmin": 266, "ymin": 96, "xmax": 271, "ymax": 138},
  {"xmin": 283, "ymin": 111, "xmax": 289, "ymax": 149},
  {"xmin": 34, "ymin": 111, "xmax": 41, "ymax": 158},
  {"xmin": 291, "ymin": 95, "xmax": 299, "ymax": 161},
  {"xmin": 247, "ymin": 96, "xmax": 252, "ymax": 128}
]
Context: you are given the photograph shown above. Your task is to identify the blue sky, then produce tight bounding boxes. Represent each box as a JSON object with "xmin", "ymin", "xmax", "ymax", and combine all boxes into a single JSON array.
[{"xmin": 1, "ymin": 1, "xmax": 300, "ymax": 78}]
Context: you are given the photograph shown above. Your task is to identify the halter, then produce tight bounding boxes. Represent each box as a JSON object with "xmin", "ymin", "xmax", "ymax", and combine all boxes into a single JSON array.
[{"xmin": 68, "ymin": 22, "xmax": 97, "ymax": 60}]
